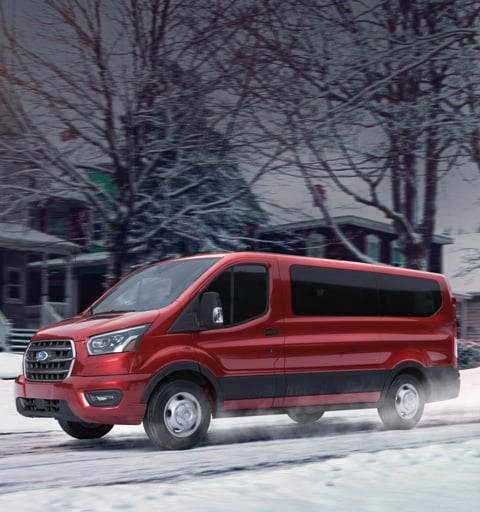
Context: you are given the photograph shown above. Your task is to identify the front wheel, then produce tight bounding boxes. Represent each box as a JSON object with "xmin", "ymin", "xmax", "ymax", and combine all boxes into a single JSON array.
[
  {"xmin": 378, "ymin": 374, "xmax": 425, "ymax": 430},
  {"xmin": 144, "ymin": 380, "xmax": 211, "ymax": 450},
  {"xmin": 57, "ymin": 419, "xmax": 113, "ymax": 439}
]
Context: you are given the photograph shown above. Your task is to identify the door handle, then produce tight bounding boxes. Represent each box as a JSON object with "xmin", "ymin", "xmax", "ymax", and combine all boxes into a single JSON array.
[{"xmin": 264, "ymin": 328, "xmax": 280, "ymax": 336}]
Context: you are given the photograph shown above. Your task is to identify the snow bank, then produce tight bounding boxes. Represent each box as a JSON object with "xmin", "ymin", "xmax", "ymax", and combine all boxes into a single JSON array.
[{"xmin": 0, "ymin": 351, "xmax": 23, "ymax": 379}]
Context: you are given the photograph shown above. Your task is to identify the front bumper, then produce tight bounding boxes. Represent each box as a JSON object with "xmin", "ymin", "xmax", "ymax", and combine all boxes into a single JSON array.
[{"xmin": 15, "ymin": 373, "xmax": 150, "ymax": 425}]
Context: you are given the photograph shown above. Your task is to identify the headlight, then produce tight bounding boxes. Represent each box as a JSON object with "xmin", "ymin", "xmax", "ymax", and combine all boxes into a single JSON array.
[{"xmin": 86, "ymin": 324, "xmax": 150, "ymax": 355}]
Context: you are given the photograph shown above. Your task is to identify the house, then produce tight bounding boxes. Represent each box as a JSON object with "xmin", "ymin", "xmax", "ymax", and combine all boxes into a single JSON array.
[
  {"xmin": 257, "ymin": 215, "xmax": 452, "ymax": 273},
  {"xmin": 443, "ymin": 233, "xmax": 480, "ymax": 343},
  {"xmin": 28, "ymin": 192, "xmax": 110, "ymax": 314},
  {"xmin": 0, "ymin": 223, "xmax": 79, "ymax": 346},
  {"xmin": 1, "ymin": 94, "xmax": 112, "ymax": 334},
  {"xmin": 0, "ymin": 220, "xmax": 110, "ymax": 351}
]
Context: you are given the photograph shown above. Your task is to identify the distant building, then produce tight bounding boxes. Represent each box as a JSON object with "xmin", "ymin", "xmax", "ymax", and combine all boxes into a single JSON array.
[
  {"xmin": 0, "ymin": 223, "xmax": 79, "ymax": 329},
  {"xmin": 258, "ymin": 215, "xmax": 452, "ymax": 273},
  {"xmin": 443, "ymin": 233, "xmax": 480, "ymax": 344}
]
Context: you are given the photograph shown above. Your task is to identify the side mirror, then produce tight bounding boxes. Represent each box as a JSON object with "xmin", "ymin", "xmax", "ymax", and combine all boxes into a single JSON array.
[{"xmin": 199, "ymin": 292, "xmax": 224, "ymax": 329}]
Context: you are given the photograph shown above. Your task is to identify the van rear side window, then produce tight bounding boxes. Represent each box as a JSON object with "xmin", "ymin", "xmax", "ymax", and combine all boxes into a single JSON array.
[
  {"xmin": 290, "ymin": 265, "xmax": 442, "ymax": 317},
  {"xmin": 377, "ymin": 273, "xmax": 442, "ymax": 317}
]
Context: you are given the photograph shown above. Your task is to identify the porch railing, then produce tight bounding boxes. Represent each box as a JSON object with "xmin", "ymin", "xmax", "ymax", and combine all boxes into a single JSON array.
[
  {"xmin": 0, "ymin": 310, "xmax": 12, "ymax": 351},
  {"xmin": 42, "ymin": 300, "xmax": 69, "ymax": 326},
  {"xmin": 3, "ymin": 302, "xmax": 69, "ymax": 353},
  {"xmin": 26, "ymin": 300, "xmax": 69, "ymax": 329}
]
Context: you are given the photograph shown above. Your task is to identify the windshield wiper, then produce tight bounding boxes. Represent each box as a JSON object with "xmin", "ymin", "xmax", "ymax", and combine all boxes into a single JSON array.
[{"xmin": 90, "ymin": 309, "xmax": 135, "ymax": 315}]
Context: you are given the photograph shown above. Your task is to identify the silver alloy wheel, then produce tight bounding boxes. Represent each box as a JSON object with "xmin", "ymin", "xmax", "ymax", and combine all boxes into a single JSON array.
[
  {"xmin": 163, "ymin": 391, "xmax": 202, "ymax": 438},
  {"xmin": 395, "ymin": 382, "xmax": 420, "ymax": 419}
]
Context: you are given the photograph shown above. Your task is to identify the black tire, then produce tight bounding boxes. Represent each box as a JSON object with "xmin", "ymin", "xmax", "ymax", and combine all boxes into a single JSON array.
[
  {"xmin": 287, "ymin": 407, "xmax": 325, "ymax": 424},
  {"xmin": 378, "ymin": 374, "xmax": 425, "ymax": 430},
  {"xmin": 143, "ymin": 380, "xmax": 211, "ymax": 450},
  {"xmin": 57, "ymin": 419, "xmax": 113, "ymax": 439}
]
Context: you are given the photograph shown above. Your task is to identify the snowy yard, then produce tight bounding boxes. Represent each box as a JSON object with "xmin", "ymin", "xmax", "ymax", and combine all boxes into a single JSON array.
[{"xmin": 1, "ymin": 352, "xmax": 479, "ymax": 511}]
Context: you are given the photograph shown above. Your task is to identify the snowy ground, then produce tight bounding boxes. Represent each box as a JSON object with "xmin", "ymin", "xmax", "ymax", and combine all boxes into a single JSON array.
[{"xmin": 1, "ymin": 352, "xmax": 479, "ymax": 511}]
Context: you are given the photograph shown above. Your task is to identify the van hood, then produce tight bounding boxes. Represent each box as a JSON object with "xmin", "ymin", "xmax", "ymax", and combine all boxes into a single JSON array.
[{"xmin": 33, "ymin": 310, "xmax": 160, "ymax": 341}]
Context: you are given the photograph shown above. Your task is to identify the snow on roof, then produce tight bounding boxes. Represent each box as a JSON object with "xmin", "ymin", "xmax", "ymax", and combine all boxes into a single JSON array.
[
  {"xmin": 260, "ymin": 214, "xmax": 453, "ymax": 245},
  {"xmin": 443, "ymin": 233, "xmax": 480, "ymax": 296},
  {"xmin": 0, "ymin": 223, "xmax": 80, "ymax": 255},
  {"xmin": 28, "ymin": 250, "xmax": 109, "ymax": 268}
]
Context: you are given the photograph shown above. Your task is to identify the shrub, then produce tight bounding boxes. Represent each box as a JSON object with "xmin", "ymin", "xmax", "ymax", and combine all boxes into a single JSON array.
[{"xmin": 458, "ymin": 340, "xmax": 480, "ymax": 370}]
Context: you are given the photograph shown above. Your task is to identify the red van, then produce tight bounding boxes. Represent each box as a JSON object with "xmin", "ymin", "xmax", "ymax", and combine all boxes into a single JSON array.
[{"xmin": 15, "ymin": 252, "xmax": 460, "ymax": 450}]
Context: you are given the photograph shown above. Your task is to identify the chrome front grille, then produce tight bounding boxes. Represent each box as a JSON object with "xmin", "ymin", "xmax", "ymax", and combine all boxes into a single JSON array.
[{"xmin": 24, "ymin": 339, "xmax": 75, "ymax": 381}]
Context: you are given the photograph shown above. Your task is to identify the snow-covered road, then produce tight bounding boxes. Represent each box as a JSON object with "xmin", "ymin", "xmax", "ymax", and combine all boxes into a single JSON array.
[
  {"xmin": 1, "ymin": 353, "xmax": 479, "ymax": 511},
  {"xmin": 2, "ymin": 415, "xmax": 479, "ymax": 493}
]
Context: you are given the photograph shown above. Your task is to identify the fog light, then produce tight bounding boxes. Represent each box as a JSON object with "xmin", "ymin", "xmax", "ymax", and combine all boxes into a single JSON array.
[{"xmin": 84, "ymin": 390, "xmax": 122, "ymax": 407}]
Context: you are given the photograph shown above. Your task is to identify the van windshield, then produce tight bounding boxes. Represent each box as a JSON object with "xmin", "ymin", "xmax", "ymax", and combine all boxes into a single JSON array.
[{"xmin": 90, "ymin": 257, "xmax": 220, "ymax": 314}]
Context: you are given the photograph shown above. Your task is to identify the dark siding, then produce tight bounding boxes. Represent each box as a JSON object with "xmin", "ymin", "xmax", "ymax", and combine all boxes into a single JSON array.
[{"xmin": 259, "ymin": 222, "xmax": 444, "ymax": 272}]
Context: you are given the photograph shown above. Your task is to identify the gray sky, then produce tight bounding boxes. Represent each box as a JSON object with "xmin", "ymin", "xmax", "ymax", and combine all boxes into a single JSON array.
[{"xmin": 255, "ymin": 162, "xmax": 480, "ymax": 235}]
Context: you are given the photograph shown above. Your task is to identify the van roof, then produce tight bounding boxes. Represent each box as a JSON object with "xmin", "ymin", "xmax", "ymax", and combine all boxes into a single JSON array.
[{"xmin": 176, "ymin": 251, "xmax": 445, "ymax": 280}]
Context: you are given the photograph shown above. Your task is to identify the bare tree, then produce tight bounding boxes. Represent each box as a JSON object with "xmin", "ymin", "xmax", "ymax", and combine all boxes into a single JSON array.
[
  {"xmin": 219, "ymin": 0, "xmax": 480, "ymax": 269},
  {"xmin": 3, "ymin": 0, "xmax": 478, "ymax": 273},
  {"xmin": 0, "ymin": 0, "xmax": 267, "ymax": 282}
]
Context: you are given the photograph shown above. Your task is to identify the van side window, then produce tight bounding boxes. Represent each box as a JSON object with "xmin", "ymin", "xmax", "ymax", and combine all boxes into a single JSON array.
[
  {"xmin": 290, "ymin": 265, "xmax": 442, "ymax": 317},
  {"xmin": 203, "ymin": 264, "xmax": 268, "ymax": 326},
  {"xmin": 377, "ymin": 274, "xmax": 441, "ymax": 317},
  {"xmin": 290, "ymin": 265, "xmax": 377, "ymax": 316}
]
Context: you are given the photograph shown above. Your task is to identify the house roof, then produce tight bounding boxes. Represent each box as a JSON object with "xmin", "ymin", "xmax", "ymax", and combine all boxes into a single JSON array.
[
  {"xmin": 259, "ymin": 215, "xmax": 453, "ymax": 246},
  {"xmin": 0, "ymin": 223, "xmax": 80, "ymax": 255}
]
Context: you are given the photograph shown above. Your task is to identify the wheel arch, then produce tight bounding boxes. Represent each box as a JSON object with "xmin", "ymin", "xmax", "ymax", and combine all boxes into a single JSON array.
[
  {"xmin": 380, "ymin": 361, "xmax": 430, "ymax": 403},
  {"xmin": 141, "ymin": 362, "xmax": 223, "ymax": 414}
]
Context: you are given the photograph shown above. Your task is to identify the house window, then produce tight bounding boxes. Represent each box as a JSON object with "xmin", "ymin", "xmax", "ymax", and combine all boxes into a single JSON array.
[
  {"xmin": 365, "ymin": 234, "xmax": 380, "ymax": 261},
  {"xmin": 4, "ymin": 267, "xmax": 23, "ymax": 303},
  {"xmin": 48, "ymin": 211, "xmax": 69, "ymax": 239},
  {"xmin": 306, "ymin": 233, "xmax": 326, "ymax": 258},
  {"xmin": 391, "ymin": 240, "xmax": 405, "ymax": 267},
  {"xmin": 92, "ymin": 217, "xmax": 105, "ymax": 245}
]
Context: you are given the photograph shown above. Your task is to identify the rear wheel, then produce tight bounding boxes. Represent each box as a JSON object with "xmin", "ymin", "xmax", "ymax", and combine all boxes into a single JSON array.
[
  {"xmin": 57, "ymin": 419, "xmax": 113, "ymax": 439},
  {"xmin": 287, "ymin": 407, "xmax": 325, "ymax": 424},
  {"xmin": 378, "ymin": 374, "xmax": 425, "ymax": 430},
  {"xmin": 144, "ymin": 380, "xmax": 211, "ymax": 450}
]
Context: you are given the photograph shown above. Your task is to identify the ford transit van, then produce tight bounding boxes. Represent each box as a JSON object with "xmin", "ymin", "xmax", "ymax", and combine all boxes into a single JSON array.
[{"xmin": 15, "ymin": 252, "xmax": 460, "ymax": 450}]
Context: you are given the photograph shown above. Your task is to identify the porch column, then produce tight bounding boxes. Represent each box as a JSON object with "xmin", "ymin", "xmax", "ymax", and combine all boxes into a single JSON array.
[
  {"xmin": 65, "ymin": 254, "xmax": 73, "ymax": 318},
  {"xmin": 460, "ymin": 297, "xmax": 467, "ymax": 339},
  {"xmin": 41, "ymin": 252, "xmax": 49, "ymax": 326}
]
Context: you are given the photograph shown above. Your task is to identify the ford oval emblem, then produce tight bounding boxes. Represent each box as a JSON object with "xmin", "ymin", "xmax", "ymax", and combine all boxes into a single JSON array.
[{"xmin": 36, "ymin": 350, "xmax": 49, "ymax": 362}]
